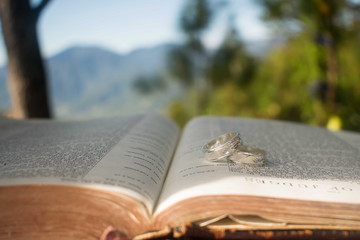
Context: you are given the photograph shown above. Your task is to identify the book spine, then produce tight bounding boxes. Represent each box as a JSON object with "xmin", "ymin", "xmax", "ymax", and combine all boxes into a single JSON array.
[{"xmin": 131, "ymin": 223, "xmax": 360, "ymax": 240}]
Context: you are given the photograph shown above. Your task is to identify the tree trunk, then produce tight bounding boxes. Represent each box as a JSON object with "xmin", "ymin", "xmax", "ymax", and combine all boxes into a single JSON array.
[{"xmin": 0, "ymin": 0, "xmax": 51, "ymax": 118}]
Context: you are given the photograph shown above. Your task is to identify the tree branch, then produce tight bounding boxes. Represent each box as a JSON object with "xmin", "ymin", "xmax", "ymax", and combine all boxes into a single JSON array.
[{"xmin": 33, "ymin": 0, "xmax": 51, "ymax": 22}]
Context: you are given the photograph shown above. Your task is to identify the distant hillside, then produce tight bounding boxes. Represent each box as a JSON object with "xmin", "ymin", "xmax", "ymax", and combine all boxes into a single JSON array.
[
  {"xmin": 0, "ymin": 43, "xmax": 182, "ymax": 118},
  {"xmin": 0, "ymin": 40, "xmax": 279, "ymax": 118}
]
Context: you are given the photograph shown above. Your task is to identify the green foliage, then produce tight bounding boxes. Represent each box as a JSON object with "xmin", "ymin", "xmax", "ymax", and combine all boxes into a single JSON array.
[
  {"xmin": 251, "ymin": 33, "xmax": 327, "ymax": 123},
  {"xmin": 258, "ymin": 0, "xmax": 352, "ymax": 35},
  {"xmin": 208, "ymin": 19, "xmax": 257, "ymax": 87},
  {"xmin": 180, "ymin": 0, "xmax": 212, "ymax": 38},
  {"xmin": 167, "ymin": 0, "xmax": 360, "ymax": 132},
  {"xmin": 335, "ymin": 39, "xmax": 360, "ymax": 130},
  {"xmin": 167, "ymin": 100, "xmax": 193, "ymax": 128},
  {"xmin": 167, "ymin": 47, "xmax": 193, "ymax": 86},
  {"xmin": 167, "ymin": 0, "xmax": 214, "ymax": 116},
  {"xmin": 132, "ymin": 75, "xmax": 167, "ymax": 95}
]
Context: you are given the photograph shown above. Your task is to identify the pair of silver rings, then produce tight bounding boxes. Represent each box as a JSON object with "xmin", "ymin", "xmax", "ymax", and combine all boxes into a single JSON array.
[{"xmin": 201, "ymin": 131, "xmax": 266, "ymax": 166}]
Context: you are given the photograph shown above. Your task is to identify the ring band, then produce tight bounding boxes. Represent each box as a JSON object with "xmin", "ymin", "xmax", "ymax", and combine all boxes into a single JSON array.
[
  {"xmin": 227, "ymin": 145, "xmax": 266, "ymax": 166},
  {"xmin": 202, "ymin": 131, "xmax": 243, "ymax": 161}
]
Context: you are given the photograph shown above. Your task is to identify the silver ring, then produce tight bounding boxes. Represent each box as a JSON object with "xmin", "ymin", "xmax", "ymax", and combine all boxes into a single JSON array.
[
  {"xmin": 201, "ymin": 131, "xmax": 243, "ymax": 161},
  {"xmin": 227, "ymin": 145, "xmax": 266, "ymax": 166}
]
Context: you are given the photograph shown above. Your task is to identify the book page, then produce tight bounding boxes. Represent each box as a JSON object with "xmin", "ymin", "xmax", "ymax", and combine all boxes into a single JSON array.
[
  {"xmin": 155, "ymin": 116, "xmax": 360, "ymax": 215},
  {"xmin": 0, "ymin": 114, "xmax": 179, "ymax": 213}
]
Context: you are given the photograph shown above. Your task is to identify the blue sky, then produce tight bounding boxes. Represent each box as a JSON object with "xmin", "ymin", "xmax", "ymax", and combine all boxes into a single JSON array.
[{"xmin": 0, "ymin": 0, "xmax": 270, "ymax": 66}]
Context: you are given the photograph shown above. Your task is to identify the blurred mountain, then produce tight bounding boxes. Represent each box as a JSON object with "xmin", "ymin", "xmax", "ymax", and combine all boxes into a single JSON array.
[
  {"xmin": 49, "ymin": 44, "xmax": 171, "ymax": 102},
  {"xmin": 48, "ymin": 44, "xmax": 180, "ymax": 117},
  {"xmin": 0, "ymin": 43, "xmax": 182, "ymax": 118}
]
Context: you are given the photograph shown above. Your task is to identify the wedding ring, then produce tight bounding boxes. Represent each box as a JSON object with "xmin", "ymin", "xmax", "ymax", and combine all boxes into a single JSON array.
[
  {"xmin": 227, "ymin": 145, "xmax": 266, "ymax": 166},
  {"xmin": 202, "ymin": 131, "xmax": 243, "ymax": 161}
]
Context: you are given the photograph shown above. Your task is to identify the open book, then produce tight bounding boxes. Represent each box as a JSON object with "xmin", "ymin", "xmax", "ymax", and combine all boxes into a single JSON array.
[{"xmin": 0, "ymin": 114, "xmax": 359, "ymax": 239}]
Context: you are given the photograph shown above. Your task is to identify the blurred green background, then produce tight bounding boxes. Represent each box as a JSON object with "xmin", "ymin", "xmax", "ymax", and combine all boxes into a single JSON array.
[{"xmin": 168, "ymin": 0, "xmax": 360, "ymax": 131}]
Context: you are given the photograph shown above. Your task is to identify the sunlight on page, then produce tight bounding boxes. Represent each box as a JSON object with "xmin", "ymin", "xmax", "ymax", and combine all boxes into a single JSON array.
[
  {"xmin": 0, "ymin": 114, "xmax": 180, "ymax": 214},
  {"xmin": 155, "ymin": 116, "xmax": 360, "ymax": 215}
]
